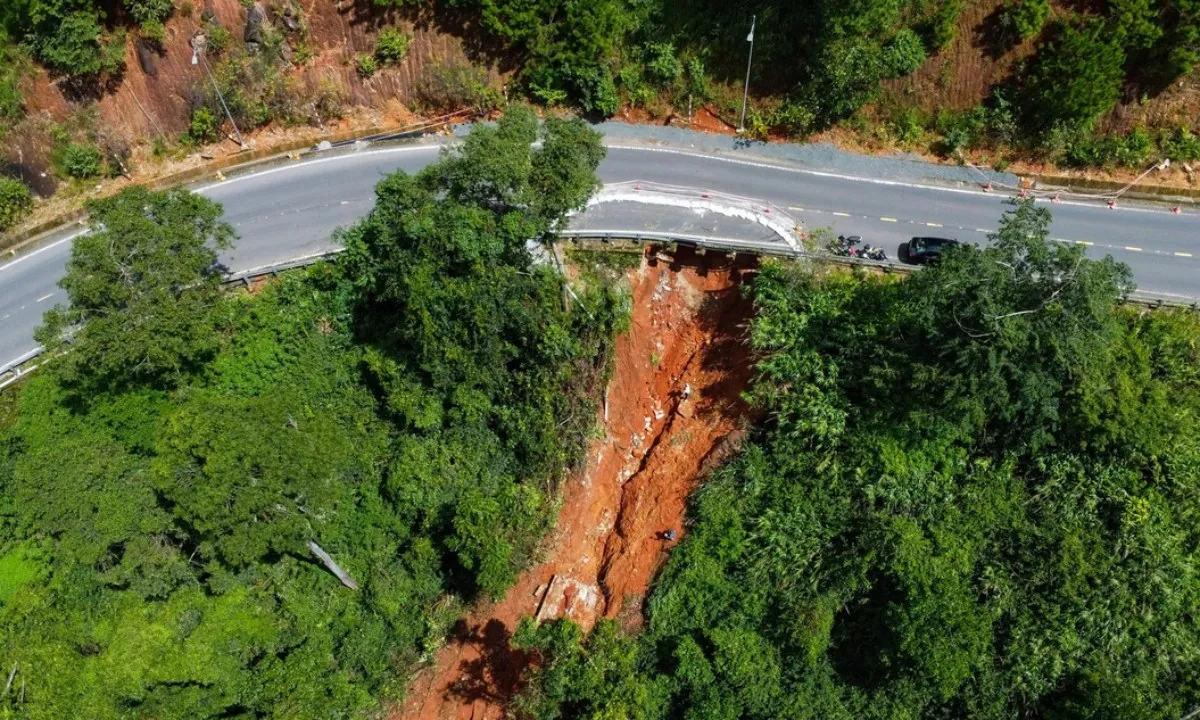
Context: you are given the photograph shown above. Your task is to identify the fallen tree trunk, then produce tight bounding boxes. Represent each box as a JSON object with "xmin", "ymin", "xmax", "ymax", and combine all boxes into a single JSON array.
[{"xmin": 308, "ymin": 540, "xmax": 359, "ymax": 590}]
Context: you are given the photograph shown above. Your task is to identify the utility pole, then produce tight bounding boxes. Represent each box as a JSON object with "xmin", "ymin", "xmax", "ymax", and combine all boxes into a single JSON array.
[
  {"xmin": 192, "ymin": 36, "xmax": 246, "ymax": 149},
  {"xmin": 738, "ymin": 15, "xmax": 756, "ymax": 133}
]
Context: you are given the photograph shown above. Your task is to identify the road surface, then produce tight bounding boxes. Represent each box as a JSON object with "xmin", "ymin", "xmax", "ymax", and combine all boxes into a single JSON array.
[{"xmin": 3, "ymin": 134, "xmax": 1199, "ymax": 372}]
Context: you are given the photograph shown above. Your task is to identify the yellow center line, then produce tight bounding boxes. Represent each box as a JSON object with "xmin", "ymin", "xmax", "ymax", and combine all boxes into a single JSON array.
[
  {"xmin": 926, "ymin": 222, "xmax": 942, "ymax": 227},
  {"xmin": 880, "ymin": 217, "xmax": 898, "ymax": 222},
  {"xmin": 1125, "ymin": 246, "xmax": 1143, "ymax": 252},
  {"xmin": 832, "ymin": 211, "xmax": 850, "ymax": 217},
  {"xmin": 1076, "ymin": 240, "xmax": 1094, "ymax": 246},
  {"xmin": 1175, "ymin": 251, "xmax": 1193, "ymax": 258}
]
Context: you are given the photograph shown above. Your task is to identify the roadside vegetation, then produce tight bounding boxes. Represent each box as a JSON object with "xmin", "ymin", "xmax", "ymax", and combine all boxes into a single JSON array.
[
  {"xmin": 0, "ymin": 106, "xmax": 627, "ymax": 719},
  {"xmin": 5, "ymin": 0, "xmax": 1200, "ymax": 234},
  {"xmin": 514, "ymin": 200, "xmax": 1200, "ymax": 719}
]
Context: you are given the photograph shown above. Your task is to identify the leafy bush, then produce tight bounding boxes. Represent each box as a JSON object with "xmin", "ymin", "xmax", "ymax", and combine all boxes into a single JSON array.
[
  {"xmin": 374, "ymin": 27, "xmax": 410, "ymax": 65},
  {"xmin": 681, "ymin": 56, "xmax": 709, "ymax": 101},
  {"xmin": 61, "ymin": 142, "xmax": 104, "ymax": 179},
  {"xmin": 645, "ymin": 42, "xmax": 682, "ymax": 87},
  {"xmin": 1061, "ymin": 126, "xmax": 1155, "ymax": 167},
  {"xmin": 0, "ymin": 52, "xmax": 23, "ymax": 132},
  {"xmin": 926, "ymin": 0, "xmax": 968, "ymax": 49},
  {"xmin": 1108, "ymin": 0, "xmax": 1162, "ymax": 50},
  {"xmin": 1000, "ymin": 0, "xmax": 1051, "ymax": 41},
  {"xmin": 415, "ymin": 61, "xmax": 502, "ymax": 113},
  {"xmin": 205, "ymin": 51, "xmax": 305, "ymax": 129},
  {"xmin": 1022, "ymin": 19, "xmax": 1125, "ymax": 131},
  {"xmin": 890, "ymin": 105, "xmax": 927, "ymax": 144},
  {"xmin": 882, "ymin": 29, "xmax": 927, "ymax": 76},
  {"xmin": 355, "ymin": 53, "xmax": 377, "ymax": 78},
  {"xmin": 563, "ymin": 64, "xmax": 619, "ymax": 116},
  {"xmin": 0, "ymin": 177, "xmax": 32, "ymax": 231},
  {"xmin": 31, "ymin": 10, "xmax": 105, "ymax": 75},
  {"xmin": 122, "ymin": 0, "xmax": 174, "ymax": 24},
  {"xmin": 139, "ymin": 18, "xmax": 166, "ymax": 46},
  {"xmin": 187, "ymin": 106, "xmax": 219, "ymax": 143},
  {"xmin": 1160, "ymin": 126, "xmax": 1200, "ymax": 162}
]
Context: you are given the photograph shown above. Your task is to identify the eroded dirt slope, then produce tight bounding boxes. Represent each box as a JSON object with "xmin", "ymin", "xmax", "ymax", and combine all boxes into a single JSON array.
[{"xmin": 394, "ymin": 249, "xmax": 756, "ymax": 720}]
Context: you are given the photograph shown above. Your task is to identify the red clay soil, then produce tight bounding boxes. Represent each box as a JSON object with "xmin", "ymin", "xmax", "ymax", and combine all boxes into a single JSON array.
[{"xmin": 393, "ymin": 249, "xmax": 756, "ymax": 720}]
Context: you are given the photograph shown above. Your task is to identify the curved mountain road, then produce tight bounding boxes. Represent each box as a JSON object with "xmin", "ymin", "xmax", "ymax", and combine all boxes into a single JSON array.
[{"xmin": 3, "ymin": 135, "xmax": 1200, "ymax": 372}]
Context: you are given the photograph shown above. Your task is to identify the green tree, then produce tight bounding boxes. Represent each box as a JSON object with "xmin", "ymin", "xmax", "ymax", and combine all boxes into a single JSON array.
[
  {"xmin": 1023, "ymin": 19, "xmax": 1126, "ymax": 130},
  {"xmin": 1000, "ymin": 0, "xmax": 1051, "ymax": 41},
  {"xmin": 517, "ymin": 199, "xmax": 1200, "ymax": 719},
  {"xmin": 0, "ymin": 177, "xmax": 32, "ymax": 231},
  {"xmin": 36, "ymin": 186, "xmax": 235, "ymax": 390}
]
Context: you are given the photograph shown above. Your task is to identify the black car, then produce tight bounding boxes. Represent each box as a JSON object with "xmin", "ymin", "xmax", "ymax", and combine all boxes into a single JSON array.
[{"xmin": 904, "ymin": 236, "xmax": 961, "ymax": 265}]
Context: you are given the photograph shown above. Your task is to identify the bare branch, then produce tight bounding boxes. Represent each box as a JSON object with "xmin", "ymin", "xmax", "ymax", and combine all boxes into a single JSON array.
[{"xmin": 308, "ymin": 540, "xmax": 359, "ymax": 590}]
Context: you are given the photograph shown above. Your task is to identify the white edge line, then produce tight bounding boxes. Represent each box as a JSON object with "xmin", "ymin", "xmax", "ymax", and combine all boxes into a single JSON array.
[
  {"xmin": 0, "ymin": 230, "xmax": 86, "ymax": 274},
  {"xmin": 605, "ymin": 144, "xmax": 1193, "ymax": 216},
  {"xmin": 193, "ymin": 144, "xmax": 446, "ymax": 194}
]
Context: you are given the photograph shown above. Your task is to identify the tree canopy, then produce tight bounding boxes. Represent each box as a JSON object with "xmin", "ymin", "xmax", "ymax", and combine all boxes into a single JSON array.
[
  {"xmin": 0, "ymin": 108, "xmax": 623, "ymax": 720},
  {"xmin": 515, "ymin": 200, "xmax": 1200, "ymax": 719},
  {"xmin": 35, "ymin": 186, "xmax": 234, "ymax": 391}
]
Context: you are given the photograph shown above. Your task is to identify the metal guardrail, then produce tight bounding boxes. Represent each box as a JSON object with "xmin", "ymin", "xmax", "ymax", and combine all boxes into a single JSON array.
[{"xmin": 4, "ymin": 231, "xmax": 1197, "ymax": 392}]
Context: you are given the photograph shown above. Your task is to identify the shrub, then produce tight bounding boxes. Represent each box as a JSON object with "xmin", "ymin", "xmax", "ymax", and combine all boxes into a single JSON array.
[
  {"xmin": 926, "ymin": 0, "xmax": 968, "ymax": 49},
  {"xmin": 0, "ymin": 178, "xmax": 32, "ymax": 231},
  {"xmin": 769, "ymin": 101, "xmax": 817, "ymax": 136},
  {"xmin": 614, "ymin": 64, "xmax": 647, "ymax": 106},
  {"xmin": 1160, "ymin": 127, "xmax": 1200, "ymax": 163},
  {"xmin": 890, "ymin": 106, "xmax": 928, "ymax": 144},
  {"xmin": 204, "ymin": 22, "xmax": 232, "ymax": 55},
  {"xmin": 883, "ymin": 29, "xmax": 927, "ymax": 76},
  {"xmin": 374, "ymin": 27, "xmax": 411, "ymax": 65},
  {"xmin": 34, "ymin": 11, "xmax": 106, "ymax": 75},
  {"xmin": 123, "ymin": 0, "xmax": 175, "ymax": 24},
  {"xmin": 355, "ymin": 53, "xmax": 377, "ymax": 78},
  {"xmin": 1022, "ymin": 19, "xmax": 1125, "ymax": 130},
  {"xmin": 0, "ymin": 71, "xmax": 21, "ymax": 131},
  {"xmin": 1001, "ymin": 0, "xmax": 1051, "ymax": 41},
  {"xmin": 415, "ymin": 61, "xmax": 502, "ymax": 113},
  {"xmin": 1062, "ymin": 127, "xmax": 1155, "ymax": 168},
  {"xmin": 564, "ymin": 64, "xmax": 619, "ymax": 117},
  {"xmin": 645, "ymin": 42, "xmax": 681, "ymax": 87},
  {"xmin": 681, "ymin": 57, "xmax": 710, "ymax": 101},
  {"xmin": 62, "ymin": 142, "xmax": 104, "ymax": 179},
  {"xmin": 187, "ymin": 106, "xmax": 219, "ymax": 143},
  {"xmin": 139, "ymin": 18, "xmax": 166, "ymax": 46}
]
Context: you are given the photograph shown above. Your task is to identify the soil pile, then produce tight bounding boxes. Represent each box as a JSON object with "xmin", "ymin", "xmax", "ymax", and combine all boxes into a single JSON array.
[{"xmin": 394, "ymin": 248, "xmax": 756, "ymax": 720}]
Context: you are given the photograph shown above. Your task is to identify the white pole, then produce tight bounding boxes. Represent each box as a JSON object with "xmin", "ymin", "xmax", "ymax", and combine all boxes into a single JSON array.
[{"xmin": 738, "ymin": 15, "xmax": 756, "ymax": 133}]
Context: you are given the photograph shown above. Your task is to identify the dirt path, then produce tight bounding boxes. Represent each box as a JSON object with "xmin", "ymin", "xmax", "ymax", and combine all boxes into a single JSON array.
[{"xmin": 393, "ymin": 249, "xmax": 756, "ymax": 720}]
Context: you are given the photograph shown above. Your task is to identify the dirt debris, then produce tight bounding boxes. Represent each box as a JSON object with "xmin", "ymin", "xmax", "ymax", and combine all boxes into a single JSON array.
[{"xmin": 393, "ymin": 248, "xmax": 756, "ymax": 720}]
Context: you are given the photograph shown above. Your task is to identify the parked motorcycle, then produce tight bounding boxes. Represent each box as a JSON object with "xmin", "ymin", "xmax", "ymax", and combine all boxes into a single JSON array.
[
  {"xmin": 859, "ymin": 244, "xmax": 888, "ymax": 262},
  {"xmin": 829, "ymin": 234, "xmax": 862, "ymax": 257}
]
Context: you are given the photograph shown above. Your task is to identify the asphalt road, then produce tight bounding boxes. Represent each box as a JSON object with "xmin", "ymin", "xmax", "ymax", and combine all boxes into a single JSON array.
[{"xmin": 4, "ymin": 137, "xmax": 1200, "ymax": 372}]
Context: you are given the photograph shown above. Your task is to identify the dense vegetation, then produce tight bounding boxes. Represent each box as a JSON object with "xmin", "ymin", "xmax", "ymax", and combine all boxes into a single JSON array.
[
  {"xmin": 5, "ymin": 0, "xmax": 1200, "ymax": 227},
  {"xmin": 439, "ymin": 0, "xmax": 1200, "ymax": 151},
  {"xmin": 0, "ymin": 106, "xmax": 626, "ymax": 719},
  {"xmin": 515, "ymin": 200, "xmax": 1200, "ymax": 719}
]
